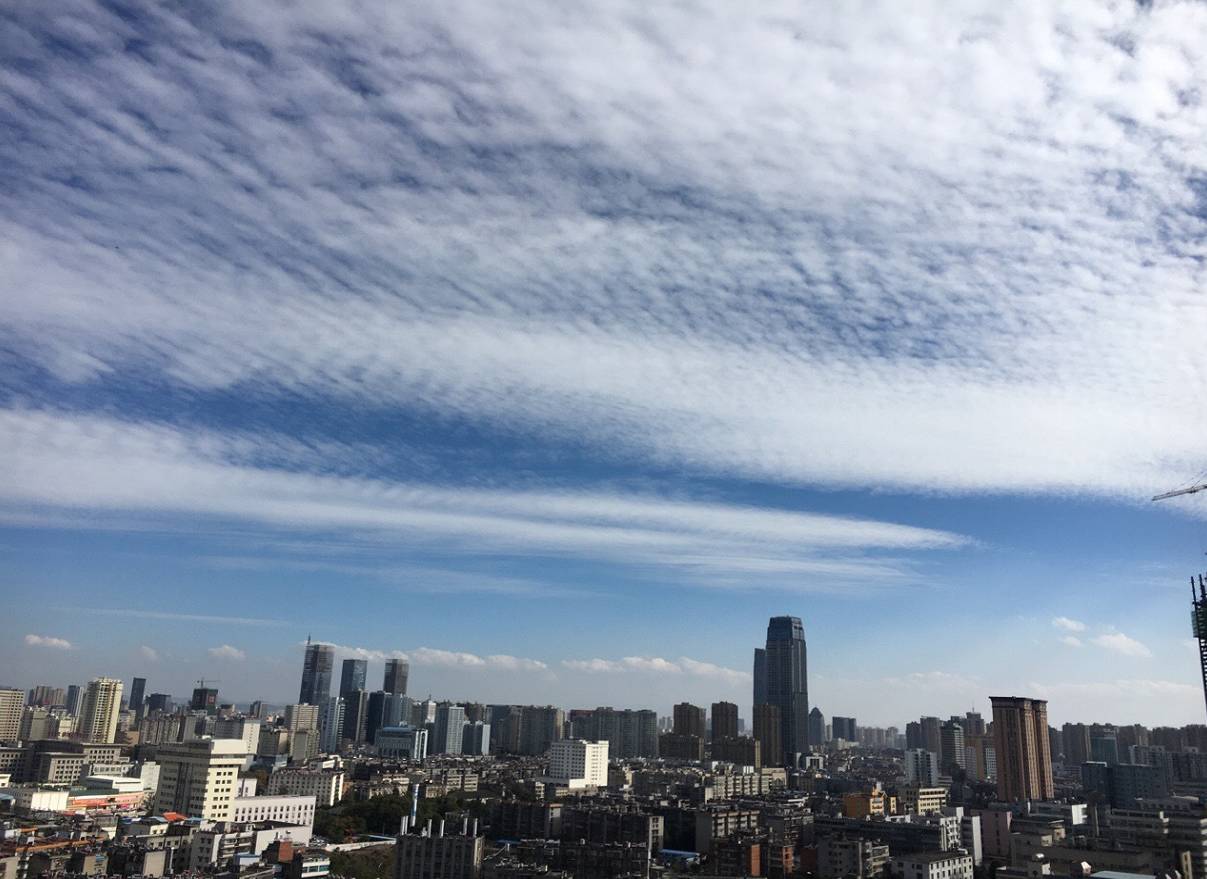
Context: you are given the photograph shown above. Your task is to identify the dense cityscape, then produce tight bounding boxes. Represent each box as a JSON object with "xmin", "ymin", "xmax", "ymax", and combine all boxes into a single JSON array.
[
  {"xmin": 0, "ymin": 615, "xmax": 1203, "ymax": 879},
  {"xmin": 6, "ymin": 2, "xmax": 1207, "ymax": 879}
]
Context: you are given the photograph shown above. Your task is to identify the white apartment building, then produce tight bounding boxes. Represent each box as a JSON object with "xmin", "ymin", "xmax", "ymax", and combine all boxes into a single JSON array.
[
  {"xmin": 266, "ymin": 766, "xmax": 345, "ymax": 807},
  {"xmin": 890, "ymin": 851, "xmax": 974, "ymax": 879},
  {"xmin": 79, "ymin": 678, "xmax": 123, "ymax": 744},
  {"xmin": 231, "ymin": 793, "xmax": 316, "ymax": 827},
  {"xmin": 545, "ymin": 739, "xmax": 608, "ymax": 788},
  {"xmin": 154, "ymin": 738, "xmax": 248, "ymax": 820}
]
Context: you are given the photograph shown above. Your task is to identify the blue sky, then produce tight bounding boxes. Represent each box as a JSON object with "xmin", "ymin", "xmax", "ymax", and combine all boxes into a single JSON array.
[{"xmin": 2, "ymin": 0, "xmax": 1206, "ymax": 726}]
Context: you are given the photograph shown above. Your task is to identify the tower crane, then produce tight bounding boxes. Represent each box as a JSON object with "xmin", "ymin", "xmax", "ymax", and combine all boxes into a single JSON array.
[
  {"xmin": 1152, "ymin": 482, "xmax": 1207, "ymax": 501},
  {"xmin": 1152, "ymin": 478, "xmax": 1207, "ymax": 718}
]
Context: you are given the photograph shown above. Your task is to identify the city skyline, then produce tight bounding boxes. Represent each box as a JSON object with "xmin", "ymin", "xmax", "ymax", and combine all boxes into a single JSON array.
[
  {"xmin": 3, "ymin": 2, "xmax": 1207, "ymax": 730},
  {"xmin": 4, "ymin": 624, "xmax": 1200, "ymax": 730}
]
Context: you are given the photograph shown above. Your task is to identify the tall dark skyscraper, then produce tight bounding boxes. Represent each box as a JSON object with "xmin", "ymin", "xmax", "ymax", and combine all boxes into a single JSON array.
[
  {"xmin": 340, "ymin": 659, "xmax": 367, "ymax": 699},
  {"xmin": 128, "ymin": 676, "xmax": 147, "ymax": 721},
  {"xmin": 383, "ymin": 657, "xmax": 409, "ymax": 696},
  {"xmin": 65, "ymin": 684, "xmax": 82, "ymax": 716},
  {"xmin": 808, "ymin": 706, "xmax": 825, "ymax": 745},
  {"xmin": 753, "ymin": 615, "xmax": 808, "ymax": 766},
  {"xmin": 299, "ymin": 640, "xmax": 335, "ymax": 705}
]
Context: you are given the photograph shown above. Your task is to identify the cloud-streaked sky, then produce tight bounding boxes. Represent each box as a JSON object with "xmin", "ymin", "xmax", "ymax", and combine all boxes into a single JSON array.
[{"xmin": 2, "ymin": 0, "xmax": 1206, "ymax": 725}]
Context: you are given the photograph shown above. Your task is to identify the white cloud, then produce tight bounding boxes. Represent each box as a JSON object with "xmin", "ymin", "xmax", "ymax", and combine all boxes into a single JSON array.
[
  {"xmin": 1052, "ymin": 616, "xmax": 1087, "ymax": 633},
  {"xmin": 325, "ymin": 643, "xmax": 408, "ymax": 663},
  {"xmin": 0, "ymin": 408, "xmax": 967, "ymax": 588},
  {"xmin": 208, "ymin": 644, "xmax": 246, "ymax": 661},
  {"xmin": 24, "ymin": 633, "xmax": 72, "ymax": 650},
  {"xmin": 562, "ymin": 655, "xmax": 748, "ymax": 684},
  {"xmin": 325, "ymin": 643, "xmax": 547, "ymax": 672},
  {"xmin": 410, "ymin": 647, "xmax": 548, "ymax": 673},
  {"xmin": 2, "ymin": 2, "xmax": 1206, "ymax": 507},
  {"xmin": 139, "ymin": 645, "xmax": 160, "ymax": 662},
  {"xmin": 1060, "ymin": 635, "xmax": 1083, "ymax": 648},
  {"xmin": 1090, "ymin": 632, "xmax": 1153, "ymax": 658}
]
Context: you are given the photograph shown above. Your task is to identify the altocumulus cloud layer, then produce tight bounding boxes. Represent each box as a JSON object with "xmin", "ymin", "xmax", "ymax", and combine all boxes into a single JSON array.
[{"xmin": 2, "ymin": 1, "xmax": 1207, "ymax": 577}]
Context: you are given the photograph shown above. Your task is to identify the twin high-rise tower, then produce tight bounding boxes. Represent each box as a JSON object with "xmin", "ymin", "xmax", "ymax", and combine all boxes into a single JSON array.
[
  {"xmin": 301, "ymin": 641, "xmax": 410, "ymax": 705},
  {"xmin": 753, "ymin": 615, "xmax": 809, "ymax": 767}
]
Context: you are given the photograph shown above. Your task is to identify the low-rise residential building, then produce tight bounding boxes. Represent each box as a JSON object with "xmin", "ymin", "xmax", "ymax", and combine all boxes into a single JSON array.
[
  {"xmin": 890, "ymin": 850, "xmax": 974, "ymax": 879},
  {"xmin": 267, "ymin": 766, "xmax": 345, "ymax": 807},
  {"xmin": 232, "ymin": 794, "xmax": 316, "ymax": 828},
  {"xmin": 818, "ymin": 836, "xmax": 890, "ymax": 879}
]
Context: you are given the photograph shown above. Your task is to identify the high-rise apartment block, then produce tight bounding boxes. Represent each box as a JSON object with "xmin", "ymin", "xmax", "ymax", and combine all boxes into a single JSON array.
[
  {"xmin": 753, "ymin": 703, "xmax": 782, "ymax": 767},
  {"xmin": 752, "ymin": 616, "xmax": 808, "ymax": 766},
  {"xmin": 990, "ymin": 696, "xmax": 1054, "ymax": 802},
  {"xmin": 904, "ymin": 749, "xmax": 940, "ymax": 786},
  {"xmin": 285, "ymin": 703, "xmax": 320, "ymax": 733},
  {"xmin": 319, "ymin": 697, "xmax": 345, "ymax": 754},
  {"xmin": 941, "ymin": 721, "xmax": 967, "ymax": 774},
  {"xmin": 344, "ymin": 690, "xmax": 368, "ymax": 743},
  {"xmin": 567, "ymin": 707, "xmax": 655, "ymax": 758},
  {"xmin": 79, "ymin": 677, "xmax": 123, "ymax": 743},
  {"xmin": 833, "ymin": 716, "xmax": 858, "ymax": 742},
  {"xmin": 920, "ymin": 717, "xmax": 942, "ymax": 755},
  {"xmin": 433, "ymin": 704, "xmax": 467, "ymax": 754},
  {"xmin": 673, "ymin": 702, "xmax": 706, "ymax": 738},
  {"xmin": 711, "ymin": 701, "xmax": 739, "ymax": 741},
  {"xmin": 461, "ymin": 721, "xmax": 490, "ymax": 756},
  {"xmin": 0, "ymin": 688, "xmax": 24, "ymax": 741},
  {"xmin": 28, "ymin": 685, "xmax": 66, "ymax": 708},
  {"xmin": 299, "ymin": 641, "xmax": 335, "ymax": 705}
]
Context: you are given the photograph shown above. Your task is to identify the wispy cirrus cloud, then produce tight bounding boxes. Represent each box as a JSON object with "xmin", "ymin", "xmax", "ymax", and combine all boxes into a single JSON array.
[
  {"xmin": 139, "ymin": 645, "xmax": 160, "ymax": 662},
  {"xmin": 24, "ymin": 633, "xmax": 72, "ymax": 650},
  {"xmin": 55, "ymin": 606, "xmax": 288, "ymax": 627},
  {"xmin": 0, "ymin": 2, "xmax": 1205, "ymax": 505},
  {"xmin": 0, "ymin": 408, "xmax": 966, "ymax": 587}
]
